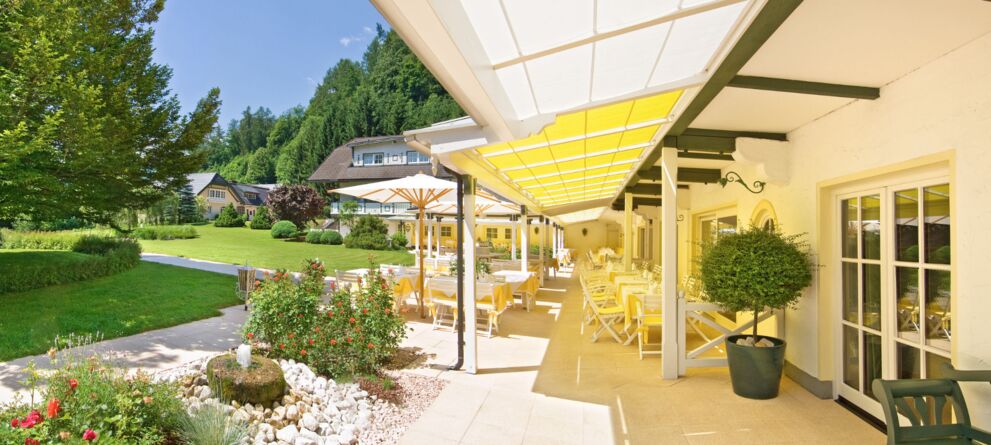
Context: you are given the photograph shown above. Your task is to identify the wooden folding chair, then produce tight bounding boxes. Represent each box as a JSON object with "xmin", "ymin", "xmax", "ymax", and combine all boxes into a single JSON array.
[{"xmin": 584, "ymin": 290, "xmax": 626, "ymax": 343}]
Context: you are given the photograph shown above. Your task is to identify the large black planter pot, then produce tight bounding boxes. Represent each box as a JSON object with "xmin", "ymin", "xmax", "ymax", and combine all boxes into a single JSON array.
[{"xmin": 725, "ymin": 334, "xmax": 786, "ymax": 399}]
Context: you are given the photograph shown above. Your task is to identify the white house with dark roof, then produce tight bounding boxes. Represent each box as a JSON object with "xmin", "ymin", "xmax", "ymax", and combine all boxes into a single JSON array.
[{"xmin": 186, "ymin": 172, "xmax": 273, "ymax": 221}]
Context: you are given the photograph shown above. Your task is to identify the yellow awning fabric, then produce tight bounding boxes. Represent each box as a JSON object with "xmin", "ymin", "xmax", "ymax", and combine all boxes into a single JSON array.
[{"xmin": 474, "ymin": 90, "xmax": 682, "ymax": 207}]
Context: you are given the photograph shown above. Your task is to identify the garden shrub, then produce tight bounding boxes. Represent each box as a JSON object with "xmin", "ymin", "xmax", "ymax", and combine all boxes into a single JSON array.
[
  {"xmin": 390, "ymin": 232, "xmax": 408, "ymax": 249},
  {"xmin": 270, "ymin": 221, "xmax": 297, "ymax": 239},
  {"xmin": 0, "ymin": 236, "xmax": 141, "ymax": 293},
  {"xmin": 344, "ymin": 215, "xmax": 391, "ymax": 250},
  {"xmin": 0, "ymin": 351, "xmax": 186, "ymax": 444},
  {"xmin": 249, "ymin": 206, "xmax": 273, "ymax": 230},
  {"xmin": 243, "ymin": 259, "xmax": 407, "ymax": 377},
  {"xmin": 305, "ymin": 230, "xmax": 323, "ymax": 244},
  {"xmin": 0, "ymin": 229, "xmax": 115, "ymax": 250},
  {"xmin": 132, "ymin": 225, "xmax": 198, "ymax": 240},
  {"xmin": 213, "ymin": 203, "xmax": 245, "ymax": 228},
  {"xmin": 320, "ymin": 230, "xmax": 343, "ymax": 245}
]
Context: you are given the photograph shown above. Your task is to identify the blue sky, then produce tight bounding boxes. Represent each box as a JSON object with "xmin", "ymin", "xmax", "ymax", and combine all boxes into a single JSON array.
[{"xmin": 152, "ymin": 1, "xmax": 387, "ymax": 126}]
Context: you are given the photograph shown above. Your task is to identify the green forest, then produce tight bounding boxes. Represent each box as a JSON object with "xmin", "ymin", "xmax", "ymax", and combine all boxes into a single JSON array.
[{"xmin": 203, "ymin": 25, "xmax": 464, "ymax": 185}]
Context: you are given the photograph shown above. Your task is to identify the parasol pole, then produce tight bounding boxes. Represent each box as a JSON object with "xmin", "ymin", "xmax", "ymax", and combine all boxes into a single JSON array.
[{"xmin": 418, "ymin": 206, "xmax": 426, "ymax": 318}]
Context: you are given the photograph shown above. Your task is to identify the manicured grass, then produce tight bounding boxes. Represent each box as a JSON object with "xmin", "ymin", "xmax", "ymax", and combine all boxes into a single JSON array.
[
  {"xmin": 140, "ymin": 225, "xmax": 414, "ymax": 271},
  {"xmin": 0, "ymin": 262, "xmax": 241, "ymax": 361}
]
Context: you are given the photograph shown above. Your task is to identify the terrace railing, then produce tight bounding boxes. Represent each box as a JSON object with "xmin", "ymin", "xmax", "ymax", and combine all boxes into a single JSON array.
[
  {"xmin": 676, "ymin": 297, "xmax": 783, "ymax": 375},
  {"xmin": 329, "ymin": 201, "xmax": 412, "ymax": 215}
]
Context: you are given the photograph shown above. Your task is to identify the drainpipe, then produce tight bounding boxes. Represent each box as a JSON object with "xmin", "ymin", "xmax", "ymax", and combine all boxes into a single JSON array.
[{"xmin": 450, "ymin": 173, "xmax": 465, "ymax": 371}]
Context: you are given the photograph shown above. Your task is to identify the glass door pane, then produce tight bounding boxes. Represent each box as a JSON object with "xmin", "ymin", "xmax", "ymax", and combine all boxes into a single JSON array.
[
  {"xmin": 895, "ymin": 189, "xmax": 919, "ymax": 261},
  {"xmin": 843, "ymin": 325, "xmax": 860, "ymax": 391},
  {"xmin": 862, "ymin": 195, "xmax": 881, "ymax": 260},
  {"xmin": 924, "ymin": 185, "xmax": 950, "ymax": 265},
  {"xmin": 842, "ymin": 262, "xmax": 858, "ymax": 323},
  {"xmin": 842, "ymin": 198, "xmax": 858, "ymax": 258},
  {"xmin": 863, "ymin": 332, "xmax": 882, "ymax": 400},
  {"xmin": 863, "ymin": 264, "xmax": 881, "ymax": 330},
  {"xmin": 895, "ymin": 267, "xmax": 920, "ymax": 341}
]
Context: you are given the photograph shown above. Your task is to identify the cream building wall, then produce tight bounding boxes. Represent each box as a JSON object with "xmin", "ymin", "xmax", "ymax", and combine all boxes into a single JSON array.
[{"xmin": 678, "ymin": 31, "xmax": 991, "ymax": 421}]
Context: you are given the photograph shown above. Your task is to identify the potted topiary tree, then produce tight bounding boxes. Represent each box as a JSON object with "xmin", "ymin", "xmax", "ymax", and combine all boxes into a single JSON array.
[{"xmin": 697, "ymin": 226, "xmax": 813, "ymax": 399}]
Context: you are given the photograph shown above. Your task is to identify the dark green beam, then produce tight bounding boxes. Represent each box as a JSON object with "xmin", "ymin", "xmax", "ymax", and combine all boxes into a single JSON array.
[
  {"xmin": 612, "ymin": 197, "xmax": 663, "ymax": 210},
  {"xmin": 679, "ymin": 151, "xmax": 734, "ymax": 161},
  {"xmin": 637, "ymin": 167, "xmax": 722, "ymax": 184},
  {"xmin": 727, "ymin": 75, "xmax": 880, "ymax": 100},
  {"xmin": 625, "ymin": 183, "xmax": 664, "ymax": 195},
  {"xmin": 629, "ymin": 0, "xmax": 803, "ymax": 184},
  {"xmin": 662, "ymin": 134, "xmax": 735, "ymax": 152},
  {"xmin": 682, "ymin": 128, "xmax": 787, "ymax": 141}
]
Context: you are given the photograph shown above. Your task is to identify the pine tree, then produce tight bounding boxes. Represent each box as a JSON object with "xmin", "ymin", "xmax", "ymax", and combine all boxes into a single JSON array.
[
  {"xmin": 214, "ymin": 203, "xmax": 245, "ymax": 228},
  {"xmin": 178, "ymin": 185, "xmax": 200, "ymax": 223},
  {"xmin": 249, "ymin": 206, "xmax": 273, "ymax": 230}
]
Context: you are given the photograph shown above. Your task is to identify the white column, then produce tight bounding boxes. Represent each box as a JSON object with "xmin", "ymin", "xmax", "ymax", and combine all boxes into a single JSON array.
[
  {"xmin": 464, "ymin": 177, "xmax": 478, "ymax": 374},
  {"xmin": 551, "ymin": 223, "xmax": 558, "ymax": 258},
  {"xmin": 414, "ymin": 219, "xmax": 421, "ymax": 256},
  {"xmin": 661, "ymin": 147, "xmax": 679, "ymax": 379},
  {"xmin": 435, "ymin": 218, "xmax": 442, "ymax": 260},
  {"xmin": 520, "ymin": 209, "xmax": 529, "ymax": 273},
  {"xmin": 538, "ymin": 216, "xmax": 545, "ymax": 282},
  {"xmin": 510, "ymin": 218, "xmax": 518, "ymax": 261},
  {"xmin": 624, "ymin": 193, "xmax": 633, "ymax": 271},
  {"xmin": 426, "ymin": 215, "xmax": 433, "ymax": 258}
]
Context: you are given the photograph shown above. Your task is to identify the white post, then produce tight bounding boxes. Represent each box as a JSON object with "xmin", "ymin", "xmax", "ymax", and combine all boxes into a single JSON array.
[
  {"xmin": 510, "ymin": 218, "xmax": 518, "ymax": 261},
  {"xmin": 426, "ymin": 214, "xmax": 433, "ymax": 258},
  {"xmin": 435, "ymin": 218, "xmax": 442, "ymax": 265},
  {"xmin": 538, "ymin": 216, "xmax": 545, "ymax": 283},
  {"xmin": 520, "ymin": 209, "xmax": 529, "ymax": 273},
  {"xmin": 661, "ymin": 147, "xmax": 679, "ymax": 379},
  {"xmin": 414, "ymin": 218, "xmax": 421, "ymax": 259},
  {"xmin": 624, "ymin": 193, "xmax": 633, "ymax": 271},
  {"xmin": 551, "ymin": 223, "xmax": 558, "ymax": 258},
  {"xmin": 463, "ymin": 177, "xmax": 478, "ymax": 374}
]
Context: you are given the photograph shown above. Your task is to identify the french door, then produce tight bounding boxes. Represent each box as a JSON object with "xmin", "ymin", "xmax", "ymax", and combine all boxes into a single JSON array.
[{"xmin": 836, "ymin": 179, "xmax": 952, "ymax": 418}]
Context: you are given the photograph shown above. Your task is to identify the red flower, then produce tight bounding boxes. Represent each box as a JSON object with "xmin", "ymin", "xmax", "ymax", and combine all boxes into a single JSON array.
[
  {"xmin": 46, "ymin": 399, "xmax": 61, "ymax": 419},
  {"xmin": 246, "ymin": 333, "xmax": 254, "ymax": 339},
  {"xmin": 20, "ymin": 410, "xmax": 43, "ymax": 428},
  {"xmin": 25, "ymin": 438, "xmax": 39, "ymax": 445},
  {"xmin": 288, "ymin": 333, "xmax": 295, "ymax": 339},
  {"xmin": 272, "ymin": 275, "xmax": 280, "ymax": 282},
  {"xmin": 314, "ymin": 327, "xmax": 320, "ymax": 333},
  {"xmin": 326, "ymin": 311, "xmax": 333, "ymax": 318},
  {"xmin": 367, "ymin": 343, "xmax": 375, "ymax": 349},
  {"xmin": 362, "ymin": 308, "xmax": 368, "ymax": 314},
  {"xmin": 330, "ymin": 339, "xmax": 337, "ymax": 346},
  {"xmin": 385, "ymin": 308, "xmax": 391, "ymax": 315},
  {"xmin": 68, "ymin": 378, "xmax": 78, "ymax": 390},
  {"xmin": 349, "ymin": 317, "xmax": 356, "ymax": 324},
  {"xmin": 308, "ymin": 339, "xmax": 314, "ymax": 345},
  {"xmin": 279, "ymin": 343, "xmax": 285, "ymax": 350},
  {"xmin": 11, "ymin": 418, "xmax": 19, "ymax": 428},
  {"xmin": 82, "ymin": 429, "xmax": 98, "ymax": 441},
  {"xmin": 300, "ymin": 349, "xmax": 307, "ymax": 356},
  {"xmin": 254, "ymin": 279, "xmax": 261, "ymax": 286}
]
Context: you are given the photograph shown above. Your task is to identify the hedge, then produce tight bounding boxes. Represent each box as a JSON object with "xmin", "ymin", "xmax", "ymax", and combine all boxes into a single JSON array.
[
  {"xmin": 0, "ymin": 236, "xmax": 142, "ymax": 294},
  {"xmin": 132, "ymin": 225, "xmax": 198, "ymax": 240},
  {"xmin": 0, "ymin": 229, "xmax": 116, "ymax": 250}
]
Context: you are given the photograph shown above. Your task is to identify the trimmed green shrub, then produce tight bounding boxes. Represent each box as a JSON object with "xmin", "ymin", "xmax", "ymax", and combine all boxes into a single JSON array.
[
  {"xmin": 344, "ymin": 215, "xmax": 391, "ymax": 250},
  {"xmin": 249, "ymin": 205, "xmax": 273, "ymax": 230},
  {"xmin": 0, "ymin": 229, "xmax": 116, "ymax": 250},
  {"xmin": 320, "ymin": 230, "xmax": 343, "ymax": 245},
  {"xmin": 390, "ymin": 232, "xmax": 408, "ymax": 249},
  {"xmin": 305, "ymin": 230, "xmax": 323, "ymax": 244},
  {"xmin": 270, "ymin": 221, "xmax": 297, "ymax": 239},
  {"xmin": 697, "ymin": 226, "xmax": 813, "ymax": 337},
  {"xmin": 213, "ymin": 203, "xmax": 245, "ymax": 227},
  {"xmin": 132, "ymin": 225, "xmax": 198, "ymax": 240},
  {"xmin": 0, "ymin": 236, "xmax": 142, "ymax": 293}
]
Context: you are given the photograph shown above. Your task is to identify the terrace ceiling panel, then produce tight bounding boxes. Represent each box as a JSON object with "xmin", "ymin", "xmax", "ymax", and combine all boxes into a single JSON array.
[{"xmin": 691, "ymin": 88, "xmax": 854, "ymax": 133}]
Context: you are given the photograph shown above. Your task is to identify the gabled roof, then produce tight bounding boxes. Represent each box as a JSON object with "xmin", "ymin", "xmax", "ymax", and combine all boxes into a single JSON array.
[
  {"xmin": 231, "ymin": 183, "xmax": 271, "ymax": 206},
  {"xmin": 309, "ymin": 137, "xmax": 452, "ymax": 183},
  {"xmin": 187, "ymin": 172, "xmax": 230, "ymax": 196}
]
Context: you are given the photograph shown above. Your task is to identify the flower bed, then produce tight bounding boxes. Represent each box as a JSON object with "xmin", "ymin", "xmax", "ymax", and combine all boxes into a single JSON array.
[{"xmin": 243, "ymin": 259, "xmax": 408, "ymax": 378}]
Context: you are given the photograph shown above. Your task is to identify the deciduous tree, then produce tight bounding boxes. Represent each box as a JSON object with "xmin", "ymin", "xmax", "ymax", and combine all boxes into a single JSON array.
[{"xmin": 267, "ymin": 185, "xmax": 325, "ymax": 228}]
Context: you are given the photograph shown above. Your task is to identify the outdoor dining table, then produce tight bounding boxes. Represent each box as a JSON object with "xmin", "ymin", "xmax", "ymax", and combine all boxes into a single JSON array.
[
  {"xmin": 492, "ymin": 270, "xmax": 538, "ymax": 310},
  {"xmin": 426, "ymin": 276, "xmax": 514, "ymax": 335}
]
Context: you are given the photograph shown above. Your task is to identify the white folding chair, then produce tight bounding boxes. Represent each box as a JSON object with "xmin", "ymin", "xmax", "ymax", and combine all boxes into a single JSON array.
[
  {"xmin": 636, "ymin": 294, "xmax": 663, "ymax": 359},
  {"xmin": 584, "ymin": 289, "xmax": 626, "ymax": 343}
]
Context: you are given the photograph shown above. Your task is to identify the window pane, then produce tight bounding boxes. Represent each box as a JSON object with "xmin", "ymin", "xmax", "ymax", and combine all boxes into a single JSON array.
[
  {"xmin": 863, "ymin": 264, "xmax": 881, "ymax": 330},
  {"xmin": 925, "ymin": 269, "xmax": 951, "ymax": 349},
  {"xmin": 895, "ymin": 189, "xmax": 920, "ymax": 262},
  {"xmin": 505, "ymin": 228, "xmax": 512, "ymax": 238},
  {"xmin": 924, "ymin": 184, "xmax": 950, "ymax": 265},
  {"xmin": 842, "ymin": 262, "xmax": 858, "ymax": 323},
  {"xmin": 863, "ymin": 332, "xmax": 882, "ymax": 400},
  {"xmin": 896, "ymin": 267, "xmax": 920, "ymax": 341},
  {"xmin": 861, "ymin": 195, "xmax": 881, "ymax": 260},
  {"xmin": 926, "ymin": 352, "xmax": 951, "ymax": 380},
  {"xmin": 716, "ymin": 215, "xmax": 737, "ymax": 236},
  {"xmin": 897, "ymin": 343, "xmax": 921, "ymax": 380},
  {"xmin": 841, "ymin": 198, "xmax": 858, "ymax": 258},
  {"xmin": 843, "ymin": 325, "xmax": 860, "ymax": 391}
]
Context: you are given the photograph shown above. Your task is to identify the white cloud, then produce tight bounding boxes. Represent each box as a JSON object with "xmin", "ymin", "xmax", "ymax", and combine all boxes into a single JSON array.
[
  {"xmin": 363, "ymin": 26, "xmax": 374, "ymax": 35},
  {"xmin": 339, "ymin": 36, "xmax": 359, "ymax": 47}
]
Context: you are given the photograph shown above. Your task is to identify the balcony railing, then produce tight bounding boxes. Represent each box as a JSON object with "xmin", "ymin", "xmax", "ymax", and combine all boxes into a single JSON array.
[{"xmin": 329, "ymin": 201, "xmax": 412, "ymax": 215}]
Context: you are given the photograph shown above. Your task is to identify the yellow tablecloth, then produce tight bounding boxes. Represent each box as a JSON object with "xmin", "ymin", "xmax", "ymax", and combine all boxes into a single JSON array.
[{"xmin": 620, "ymin": 285, "xmax": 648, "ymax": 331}]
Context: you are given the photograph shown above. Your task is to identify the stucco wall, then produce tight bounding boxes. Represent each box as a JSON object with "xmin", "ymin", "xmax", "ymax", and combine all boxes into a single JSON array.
[{"xmin": 683, "ymin": 31, "xmax": 991, "ymax": 420}]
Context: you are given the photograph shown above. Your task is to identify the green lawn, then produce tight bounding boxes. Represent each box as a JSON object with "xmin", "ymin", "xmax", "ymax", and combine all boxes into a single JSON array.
[
  {"xmin": 0, "ymin": 261, "xmax": 241, "ymax": 361},
  {"xmin": 0, "ymin": 249, "xmax": 93, "ymax": 268},
  {"xmin": 140, "ymin": 225, "xmax": 414, "ymax": 272}
]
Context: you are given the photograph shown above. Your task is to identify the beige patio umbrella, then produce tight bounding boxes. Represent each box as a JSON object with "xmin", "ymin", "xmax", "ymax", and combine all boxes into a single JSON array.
[
  {"xmin": 332, "ymin": 174, "xmax": 501, "ymax": 316},
  {"xmin": 419, "ymin": 200, "xmax": 519, "ymax": 216}
]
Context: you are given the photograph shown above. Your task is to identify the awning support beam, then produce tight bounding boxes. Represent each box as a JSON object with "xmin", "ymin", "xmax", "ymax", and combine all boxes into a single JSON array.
[{"xmin": 727, "ymin": 75, "xmax": 880, "ymax": 100}]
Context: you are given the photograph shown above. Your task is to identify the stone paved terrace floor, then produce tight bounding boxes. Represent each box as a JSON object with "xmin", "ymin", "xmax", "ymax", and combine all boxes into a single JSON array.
[{"xmin": 396, "ymin": 267, "xmax": 885, "ymax": 445}]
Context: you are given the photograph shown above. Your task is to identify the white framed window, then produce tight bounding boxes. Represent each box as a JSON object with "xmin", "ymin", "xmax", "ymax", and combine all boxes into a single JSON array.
[
  {"xmin": 504, "ymin": 228, "xmax": 512, "ymax": 239},
  {"xmin": 406, "ymin": 151, "xmax": 429, "ymax": 164},
  {"xmin": 486, "ymin": 228, "xmax": 498, "ymax": 239},
  {"xmin": 208, "ymin": 189, "xmax": 226, "ymax": 200},
  {"xmin": 362, "ymin": 152, "xmax": 384, "ymax": 166},
  {"xmin": 441, "ymin": 226, "xmax": 452, "ymax": 237}
]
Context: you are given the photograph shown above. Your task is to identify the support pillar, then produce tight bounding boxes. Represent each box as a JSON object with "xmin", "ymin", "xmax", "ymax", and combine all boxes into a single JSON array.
[
  {"xmin": 426, "ymin": 213, "xmax": 433, "ymax": 258},
  {"xmin": 661, "ymin": 147, "xmax": 679, "ymax": 379},
  {"xmin": 435, "ymin": 217, "xmax": 442, "ymax": 268},
  {"xmin": 624, "ymin": 193, "xmax": 633, "ymax": 271},
  {"xmin": 538, "ymin": 216, "xmax": 545, "ymax": 283},
  {"xmin": 463, "ymin": 176, "xmax": 478, "ymax": 374},
  {"xmin": 414, "ymin": 218, "xmax": 421, "ymax": 260},
  {"xmin": 510, "ymin": 217, "xmax": 518, "ymax": 261},
  {"xmin": 520, "ymin": 207, "xmax": 529, "ymax": 273}
]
